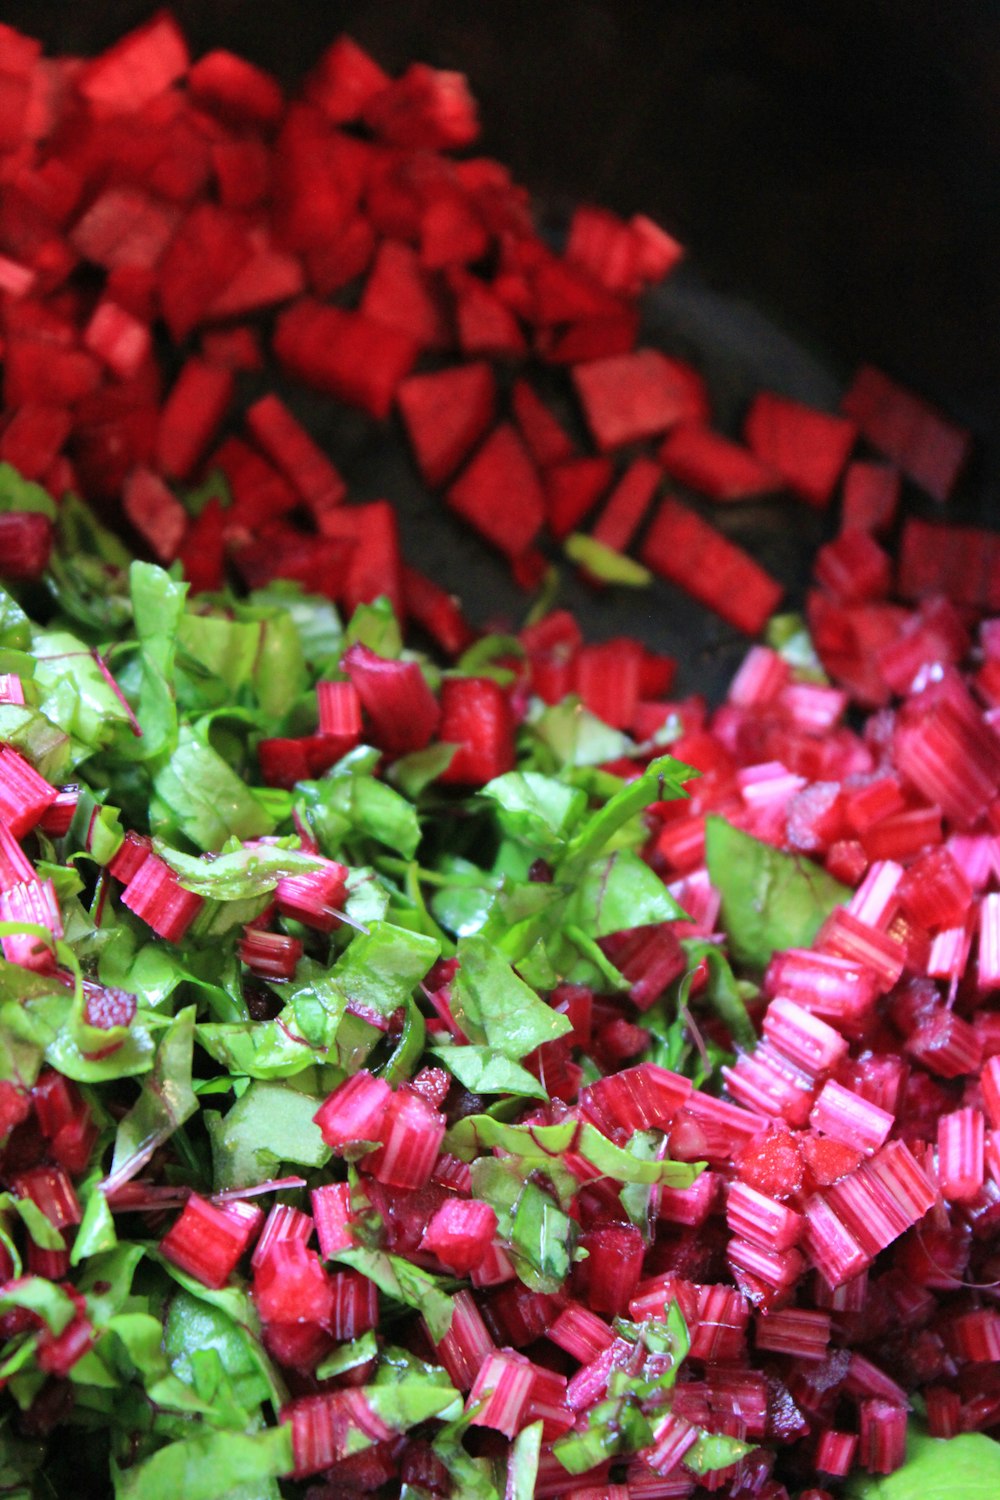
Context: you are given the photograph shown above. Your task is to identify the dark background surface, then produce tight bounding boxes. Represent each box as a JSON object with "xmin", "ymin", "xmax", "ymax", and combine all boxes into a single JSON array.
[{"xmin": 8, "ymin": 0, "xmax": 1000, "ymax": 697}]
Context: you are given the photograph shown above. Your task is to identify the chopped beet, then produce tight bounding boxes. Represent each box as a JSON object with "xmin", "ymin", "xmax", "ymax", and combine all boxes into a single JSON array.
[
  {"xmin": 659, "ymin": 423, "xmax": 781, "ymax": 501},
  {"xmin": 573, "ymin": 349, "xmax": 710, "ymax": 450},
  {"xmin": 641, "ymin": 496, "xmax": 783, "ymax": 634},
  {"xmin": 446, "ymin": 422, "xmax": 545, "ymax": 560},
  {"xmin": 744, "ymin": 391, "xmax": 857, "ymax": 507},
  {"xmin": 842, "ymin": 363, "xmax": 971, "ymax": 502},
  {"xmin": 397, "ymin": 361, "xmax": 496, "ymax": 488}
]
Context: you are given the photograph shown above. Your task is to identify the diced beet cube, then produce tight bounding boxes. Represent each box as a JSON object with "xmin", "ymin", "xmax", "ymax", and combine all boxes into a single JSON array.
[
  {"xmin": 274, "ymin": 299, "xmax": 418, "ymax": 419},
  {"xmin": 0, "ymin": 405, "xmax": 71, "ymax": 481},
  {"xmin": 466, "ymin": 1350, "xmax": 534, "ymax": 1438},
  {"xmin": 641, "ymin": 497, "xmax": 783, "ymax": 635},
  {"xmin": 436, "ymin": 675, "xmax": 516, "ymax": 785},
  {"xmin": 449, "ymin": 266, "xmax": 527, "ymax": 357},
  {"xmin": 368, "ymin": 1089, "xmax": 445, "ymax": 1190},
  {"xmin": 659, "ymin": 423, "xmax": 781, "ymax": 501},
  {"xmin": 361, "ymin": 239, "xmax": 450, "ymax": 349},
  {"xmin": 78, "ymin": 12, "xmax": 189, "ymax": 114},
  {"xmin": 157, "ymin": 203, "xmax": 253, "ymax": 340},
  {"xmin": 401, "ymin": 565, "xmax": 475, "ymax": 657},
  {"xmin": 310, "ymin": 1182, "xmax": 354, "ymax": 1260},
  {"xmin": 316, "ymin": 498, "xmax": 404, "ymax": 618},
  {"xmin": 314, "ymin": 1073, "xmax": 391, "ymax": 1152},
  {"xmin": 305, "ymin": 36, "xmax": 390, "ymax": 124},
  {"xmin": 842, "ymin": 364, "xmax": 971, "ymax": 502},
  {"xmin": 160, "ymin": 1193, "xmax": 259, "ymax": 1289},
  {"xmin": 275, "ymin": 857, "xmax": 348, "ymax": 932},
  {"xmin": 205, "ymin": 236, "xmax": 304, "ymax": 321},
  {"xmin": 573, "ymin": 349, "xmax": 710, "ymax": 450},
  {"xmin": 397, "ymin": 362, "xmax": 496, "ymax": 488},
  {"xmin": 0, "ymin": 511, "xmax": 53, "ymax": 583},
  {"xmin": 511, "ymin": 378, "xmax": 575, "ymax": 468},
  {"xmin": 744, "ymin": 392, "xmax": 856, "ymax": 507},
  {"xmin": 841, "ymin": 460, "xmax": 900, "ymax": 534},
  {"xmin": 446, "ymin": 422, "xmax": 545, "ymax": 560},
  {"xmin": 156, "ymin": 357, "xmax": 233, "ymax": 480},
  {"xmin": 814, "ymin": 529, "xmax": 892, "ymax": 603},
  {"xmin": 589, "ymin": 457, "xmax": 661, "ymax": 556},
  {"xmin": 420, "ymin": 190, "xmax": 490, "ymax": 269},
  {"xmin": 364, "ymin": 62, "xmax": 479, "ymax": 150},
  {"xmin": 123, "ymin": 466, "xmax": 187, "ymax": 564},
  {"xmin": 574, "ymin": 637, "xmax": 642, "ymax": 729},
  {"xmin": 545, "ymin": 455, "xmax": 614, "ymax": 540},
  {"xmin": 119, "ymin": 852, "xmax": 203, "ymax": 942},
  {"xmin": 566, "ymin": 204, "xmax": 641, "ymax": 295},
  {"xmin": 82, "ymin": 299, "xmax": 150, "ymax": 380},
  {"xmin": 254, "ymin": 1239, "xmax": 334, "ymax": 1327},
  {"xmin": 577, "ymin": 1224, "xmax": 645, "ymax": 1315},
  {"xmin": 629, "ymin": 212, "xmax": 685, "ymax": 283},
  {"xmin": 420, "ymin": 1198, "xmax": 497, "ymax": 1275},
  {"xmin": 245, "ymin": 393, "xmax": 346, "ymax": 513},
  {"xmin": 187, "ymin": 49, "xmax": 284, "ymax": 129}
]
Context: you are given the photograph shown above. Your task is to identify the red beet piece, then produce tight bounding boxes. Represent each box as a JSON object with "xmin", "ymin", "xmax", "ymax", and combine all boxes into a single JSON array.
[
  {"xmin": 659, "ymin": 423, "xmax": 781, "ymax": 500},
  {"xmin": 245, "ymin": 393, "xmax": 346, "ymax": 513},
  {"xmin": 511, "ymin": 378, "xmax": 576, "ymax": 468},
  {"xmin": 814, "ymin": 530, "xmax": 892, "ymax": 604},
  {"xmin": 449, "ymin": 267, "xmax": 527, "ymax": 357},
  {"xmin": 361, "ymin": 239, "xmax": 450, "ymax": 349},
  {"xmin": 401, "ymin": 565, "xmax": 475, "ymax": 657},
  {"xmin": 187, "ymin": 49, "xmax": 284, "ymax": 130},
  {"xmin": 420, "ymin": 1198, "xmax": 497, "ymax": 1275},
  {"xmin": 156, "ymin": 357, "xmax": 233, "ymax": 480},
  {"xmin": 82, "ymin": 299, "xmax": 150, "ymax": 379},
  {"xmin": 744, "ymin": 391, "xmax": 856, "ymax": 507},
  {"xmin": 573, "ymin": 349, "xmax": 710, "ymax": 450},
  {"xmin": 274, "ymin": 298, "xmax": 418, "ymax": 419},
  {"xmin": 397, "ymin": 362, "xmax": 496, "ymax": 488},
  {"xmin": 206, "ymin": 236, "xmax": 304, "ymax": 319},
  {"xmin": 160, "ymin": 1193, "xmax": 260, "ymax": 1289},
  {"xmin": 446, "ymin": 423, "xmax": 545, "ymax": 560},
  {"xmin": 545, "ymin": 455, "xmax": 614, "ymax": 539},
  {"xmin": 0, "ymin": 511, "xmax": 53, "ymax": 582},
  {"xmin": 575, "ymin": 638, "xmax": 643, "ymax": 729},
  {"xmin": 842, "ymin": 363, "xmax": 971, "ymax": 502},
  {"xmin": 840, "ymin": 460, "xmax": 900, "ymax": 534},
  {"xmin": 589, "ymin": 456, "xmax": 661, "ymax": 555},
  {"xmin": 364, "ymin": 62, "xmax": 478, "ymax": 150},
  {"xmin": 157, "ymin": 203, "xmax": 253, "ymax": 341},
  {"xmin": 420, "ymin": 190, "xmax": 490, "ymax": 269},
  {"xmin": 0, "ymin": 406, "xmax": 71, "ymax": 481},
  {"xmin": 70, "ymin": 185, "xmax": 180, "ymax": 270},
  {"xmin": 341, "ymin": 642, "xmax": 440, "ymax": 755},
  {"xmin": 211, "ymin": 137, "xmax": 271, "ymax": 211},
  {"xmin": 437, "ymin": 676, "xmax": 516, "ymax": 785},
  {"xmin": 305, "ymin": 35, "xmax": 390, "ymax": 124},
  {"xmin": 318, "ymin": 499, "xmax": 403, "ymax": 618},
  {"xmin": 78, "ymin": 11, "xmax": 189, "ymax": 114},
  {"xmin": 641, "ymin": 497, "xmax": 783, "ymax": 634},
  {"xmin": 122, "ymin": 467, "xmax": 187, "ymax": 564}
]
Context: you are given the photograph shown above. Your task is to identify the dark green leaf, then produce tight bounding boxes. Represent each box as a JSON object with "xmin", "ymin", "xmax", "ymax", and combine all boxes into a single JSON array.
[{"xmin": 450, "ymin": 934, "xmax": 571, "ymax": 1060}]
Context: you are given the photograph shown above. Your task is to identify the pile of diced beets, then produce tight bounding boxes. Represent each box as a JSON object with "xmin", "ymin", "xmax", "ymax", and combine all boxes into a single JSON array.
[{"xmin": 3, "ymin": 9, "xmax": 1000, "ymax": 1499}]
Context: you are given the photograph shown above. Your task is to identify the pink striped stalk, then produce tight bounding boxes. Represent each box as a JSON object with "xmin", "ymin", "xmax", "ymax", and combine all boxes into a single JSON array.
[
  {"xmin": 120, "ymin": 853, "xmax": 203, "ymax": 942},
  {"xmin": 107, "ymin": 829, "xmax": 153, "ymax": 882},
  {"xmin": 690, "ymin": 1283, "xmax": 751, "ymax": 1362},
  {"xmin": 754, "ymin": 1306, "xmax": 831, "ymax": 1361},
  {"xmin": 651, "ymin": 813, "xmax": 706, "ymax": 875},
  {"xmin": 815, "ymin": 1429, "xmax": 859, "ymax": 1477},
  {"xmin": 778, "ymin": 680, "xmax": 849, "ymax": 732},
  {"xmin": 947, "ymin": 1309, "xmax": 1000, "ymax": 1363},
  {"xmin": 581, "ymin": 1062, "xmax": 691, "ymax": 1135},
  {"xmin": 0, "ymin": 877, "xmax": 62, "ymax": 970},
  {"xmin": 579, "ymin": 1224, "xmax": 645, "ymax": 1316},
  {"xmin": 947, "ymin": 833, "xmax": 994, "ymax": 890},
  {"xmin": 988, "ymin": 1129, "xmax": 1000, "ymax": 1185},
  {"xmin": 535, "ymin": 1454, "xmax": 613, "ymax": 1500},
  {"xmin": 727, "ymin": 1235, "xmax": 805, "ymax": 1292},
  {"xmin": 486, "ymin": 1285, "xmax": 560, "ymax": 1347},
  {"xmin": 802, "ymin": 1195, "xmax": 871, "ymax": 1287},
  {"xmin": 837, "ymin": 1052, "xmax": 906, "ymax": 1116},
  {"xmin": 313, "ymin": 1071, "xmax": 392, "ymax": 1151},
  {"xmin": 726, "ymin": 1181, "xmax": 803, "ymax": 1250},
  {"xmin": 737, "ymin": 760, "xmax": 806, "ymax": 806},
  {"xmin": 927, "ymin": 922, "xmax": 974, "ymax": 985},
  {"xmin": 285, "ymin": 1388, "xmax": 394, "ymax": 1479},
  {"xmin": 466, "ymin": 1349, "xmax": 534, "ymax": 1438},
  {"xmin": 237, "ymin": 926, "xmax": 303, "ymax": 981},
  {"xmin": 643, "ymin": 1411, "xmax": 699, "ymax": 1477},
  {"xmin": 762, "ymin": 997, "xmax": 848, "ymax": 1075},
  {"xmin": 844, "ymin": 1352, "xmax": 910, "ymax": 1407},
  {"xmin": 814, "ymin": 1267, "xmax": 868, "ymax": 1314},
  {"xmin": 846, "ymin": 860, "xmax": 903, "ymax": 930},
  {"xmin": 727, "ymin": 645, "xmax": 789, "ymax": 706},
  {"xmin": 666, "ymin": 868, "xmax": 721, "ymax": 933},
  {"xmin": 723, "ymin": 1041, "xmax": 818, "ymax": 1126},
  {"xmin": 979, "ymin": 891, "xmax": 1000, "ymax": 989},
  {"xmin": 765, "ymin": 947, "xmax": 879, "ymax": 1024},
  {"xmin": 566, "ymin": 1488, "xmax": 628, "ymax": 1500},
  {"xmin": 254, "ymin": 1240, "xmax": 334, "ymax": 1331},
  {"xmin": 924, "ymin": 1386, "xmax": 962, "ymax": 1438},
  {"xmin": 0, "ymin": 674, "xmax": 24, "ymax": 705},
  {"xmin": 249, "ymin": 1203, "xmax": 313, "ymax": 1270},
  {"xmin": 341, "ymin": 642, "xmax": 441, "ymax": 755},
  {"xmin": 858, "ymin": 1398, "xmax": 908, "ymax": 1475},
  {"xmin": 0, "ymin": 745, "xmax": 58, "ymax": 837},
  {"xmin": 809, "ymin": 1080, "xmax": 894, "ymax": 1155},
  {"xmin": 13, "ymin": 1165, "xmax": 81, "ymax": 1230},
  {"xmin": 38, "ymin": 784, "xmax": 79, "ymax": 838},
  {"xmin": 895, "ymin": 695, "xmax": 1000, "ymax": 828},
  {"xmin": 938, "ymin": 1106, "xmax": 985, "ymax": 1202},
  {"xmin": 547, "ymin": 1302, "xmax": 615, "ymax": 1362},
  {"xmin": 706, "ymin": 1367, "xmax": 769, "ymax": 1439},
  {"xmin": 428, "ymin": 1289, "xmax": 495, "ymax": 1389},
  {"xmin": 625, "ymin": 1459, "xmax": 696, "ymax": 1497},
  {"xmin": 983, "ymin": 1055, "xmax": 1000, "ymax": 1128},
  {"xmin": 36, "ymin": 1306, "xmax": 94, "ymax": 1377},
  {"xmin": 275, "ymin": 857, "xmax": 348, "ymax": 932},
  {"xmin": 816, "ymin": 908, "xmax": 904, "ymax": 993},
  {"xmin": 420, "ymin": 1198, "xmax": 497, "ymax": 1276},
  {"xmin": 658, "ymin": 1170, "xmax": 719, "ymax": 1227},
  {"xmin": 368, "ymin": 1089, "xmax": 445, "ymax": 1190},
  {"xmin": 327, "ymin": 1268, "xmax": 378, "ymax": 1339},
  {"xmin": 0, "ymin": 821, "xmax": 36, "ymax": 889},
  {"xmin": 863, "ymin": 806, "xmax": 943, "ymax": 863},
  {"xmin": 161, "ymin": 1193, "xmax": 262, "ymax": 1288},
  {"xmin": 27, "ymin": 1242, "xmax": 70, "ymax": 1279},
  {"xmin": 905, "ymin": 1008, "xmax": 982, "ymax": 1078},
  {"xmin": 668, "ymin": 1091, "xmax": 767, "ymax": 1164},
  {"xmin": 310, "ymin": 1183, "xmax": 354, "ymax": 1259},
  {"xmin": 431, "ymin": 1152, "xmax": 473, "ymax": 1195},
  {"xmin": 897, "ymin": 845, "xmax": 972, "ymax": 929},
  {"xmin": 316, "ymin": 678, "xmax": 362, "ymax": 737},
  {"xmin": 470, "ymin": 1241, "xmax": 516, "ymax": 1287},
  {"xmin": 526, "ymin": 1365, "xmax": 574, "ymax": 1440}
]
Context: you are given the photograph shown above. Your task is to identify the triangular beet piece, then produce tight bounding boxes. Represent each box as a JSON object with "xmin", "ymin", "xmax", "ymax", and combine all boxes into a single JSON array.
[
  {"xmin": 538, "ymin": 310, "xmax": 640, "ymax": 365},
  {"xmin": 420, "ymin": 191, "xmax": 490, "ymax": 269},
  {"xmin": 360, "ymin": 239, "xmax": 451, "ymax": 350},
  {"xmin": 446, "ymin": 423, "xmax": 544, "ymax": 559},
  {"xmin": 573, "ymin": 349, "xmax": 710, "ymax": 451},
  {"xmin": 511, "ymin": 378, "xmax": 575, "ymax": 468},
  {"xmin": 659, "ymin": 423, "xmax": 782, "ymax": 501},
  {"xmin": 273, "ymin": 299, "xmax": 418, "ymax": 419},
  {"xmin": 448, "ymin": 267, "xmax": 526, "ymax": 357},
  {"xmin": 744, "ymin": 391, "xmax": 856, "ymax": 508},
  {"xmin": 545, "ymin": 456, "xmax": 613, "ymax": 539},
  {"xmin": 304, "ymin": 36, "xmax": 390, "ymax": 124},
  {"xmin": 397, "ymin": 362, "xmax": 496, "ymax": 488}
]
